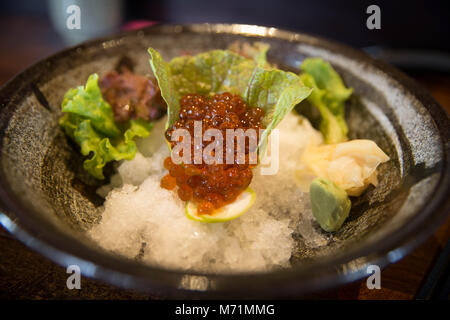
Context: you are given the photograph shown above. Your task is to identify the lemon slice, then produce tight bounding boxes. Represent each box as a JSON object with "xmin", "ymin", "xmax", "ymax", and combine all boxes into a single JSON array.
[{"xmin": 185, "ymin": 188, "xmax": 256, "ymax": 223}]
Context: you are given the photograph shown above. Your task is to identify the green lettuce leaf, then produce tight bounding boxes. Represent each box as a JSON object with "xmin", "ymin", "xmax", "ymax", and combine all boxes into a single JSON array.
[
  {"xmin": 245, "ymin": 67, "xmax": 312, "ymax": 155},
  {"xmin": 148, "ymin": 47, "xmax": 311, "ymax": 157},
  {"xmin": 148, "ymin": 48, "xmax": 253, "ymax": 129},
  {"xmin": 61, "ymin": 74, "xmax": 121, "ymax": 137},
  {"xmin": 59, "ymin": 74, "xmax": 153, "ymax": 179},
  {"xmin": 299, "ymin": 58, "xmax": 352, "ymax": 144}
]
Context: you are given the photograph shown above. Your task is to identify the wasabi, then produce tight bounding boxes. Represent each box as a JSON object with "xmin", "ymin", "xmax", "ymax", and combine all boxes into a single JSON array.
[{"xmin": 310, "ymin": 177, "xmax": 351, "ymax": 232}]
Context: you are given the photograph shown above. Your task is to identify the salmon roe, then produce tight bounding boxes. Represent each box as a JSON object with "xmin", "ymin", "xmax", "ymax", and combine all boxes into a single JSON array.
[{"xmin": 160, "ymin": 92, "xmax": 265, "ymax": 215}]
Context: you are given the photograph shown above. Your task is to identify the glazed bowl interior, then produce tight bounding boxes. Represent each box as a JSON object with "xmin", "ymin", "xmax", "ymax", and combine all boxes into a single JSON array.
[{"xmin": 0, "ymin": 24, "xmax": 448, "ymax": 297}]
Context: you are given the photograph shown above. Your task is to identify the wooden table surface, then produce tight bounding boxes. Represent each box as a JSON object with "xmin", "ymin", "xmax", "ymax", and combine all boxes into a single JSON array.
[{"xmin": 0, "ymin": 16, "xmax": 448, "ymax": 300}]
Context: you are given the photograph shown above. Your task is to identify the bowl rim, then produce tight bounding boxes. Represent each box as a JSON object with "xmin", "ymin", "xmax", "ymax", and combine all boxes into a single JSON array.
[{"xmin": 0, "ymin": 23, "xmax": 449, "ymax": 297}]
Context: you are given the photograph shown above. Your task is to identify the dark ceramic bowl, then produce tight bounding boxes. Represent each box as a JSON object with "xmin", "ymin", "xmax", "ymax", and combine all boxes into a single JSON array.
[{"xmin": 0, "ymin": 24, "xmax": 449, "ymax": 298}]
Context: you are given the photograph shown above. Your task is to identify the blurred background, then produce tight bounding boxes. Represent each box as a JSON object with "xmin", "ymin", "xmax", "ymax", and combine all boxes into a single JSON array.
[
  {"xmin": 0, "ymin": 0, "xmax": 449, "ymax": 299},
  {"xmin": 0, "ymin": 0, "xmax": 449, "ymax": 82}
]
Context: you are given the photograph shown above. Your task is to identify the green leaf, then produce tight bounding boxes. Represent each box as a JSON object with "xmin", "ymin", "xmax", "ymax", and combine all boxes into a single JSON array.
[
  {"xmin": 148, "ymin": 48, "xmax": 181, "ymax": 130},
  {"xmin": 299, "ymin": 58, "xmax": 352, "ymax": 144},
  {"xmin": 148, "ymin": 47, "xmax": 311, "ymax": 158},
  {"xmin": 245, "ymin": 67, "xmax": 312, "ymax": 156},
  {"xmin": 301, "ymin": 58, "xmax": 352, "ymax": 109},
  {"xmin": 148, "ymin": 48, "xmax": 254, "ymax": 128},
  {"xmin": 59, "ymin": 74, "xmax": 153, "ymax": 179},
  {"xmin": 61, "ymin": 74, "xmax": 121, "ymax": 137}
]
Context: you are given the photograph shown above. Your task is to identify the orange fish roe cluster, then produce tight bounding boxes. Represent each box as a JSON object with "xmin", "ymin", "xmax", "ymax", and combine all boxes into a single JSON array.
[{"xmin": 160, "ymin": 92, "xmax": 265, "ymax": 215}]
